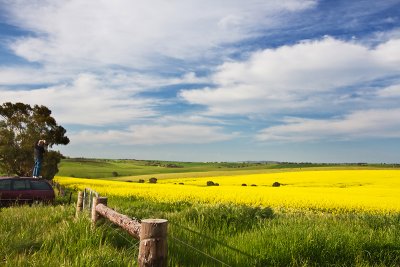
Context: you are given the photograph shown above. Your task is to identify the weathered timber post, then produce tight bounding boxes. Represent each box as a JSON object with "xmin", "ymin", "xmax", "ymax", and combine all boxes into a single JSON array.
[
  {"xmin": 75, "ymin": 191, "xmax": 84, "ymax": 217},
  {"xmin": 95, "ymin": 204, "xmax": 141, "ymax": 238},
  {"xmin": 138, "ymin": 219, "xmax": 168, "ymax": 267},
  {"xmin": 91, "ymin": 197, "xmax": 108, "ymax": 224}
]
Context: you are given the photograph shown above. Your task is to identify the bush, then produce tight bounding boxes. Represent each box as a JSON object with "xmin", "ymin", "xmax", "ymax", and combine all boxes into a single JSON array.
[
  {"xmin": 206, "ymin": 181, "xmax": 215, "ymax": 186},
  {"xmin": 149, "ymin": 177, "xmax": 157, "ymax": 183},
  {"xmin": 112, "ymin": 171, "xmax": 119, "ymax": 177},
  {"xmin": 138, "ymin": 179, "xmax": 145, "ymax": 183},
  {"xmin": 242, "ymin": 183, "xmax": 247, "ymax": 186},
  {"xmin": 272, "ymin": 181, "xmax": 281, "ymax": 187}
]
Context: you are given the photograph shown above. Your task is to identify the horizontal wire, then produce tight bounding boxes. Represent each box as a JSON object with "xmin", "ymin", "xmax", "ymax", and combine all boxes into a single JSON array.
[{"xmin": 171, "ymin": 235, "xmax": 232, "ymax": 267}]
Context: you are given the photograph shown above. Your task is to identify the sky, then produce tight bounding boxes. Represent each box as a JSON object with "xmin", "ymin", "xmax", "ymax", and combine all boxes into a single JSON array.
[{"xmin": 0, "ymin": 0, "xmax": 400, "ymax": 163}]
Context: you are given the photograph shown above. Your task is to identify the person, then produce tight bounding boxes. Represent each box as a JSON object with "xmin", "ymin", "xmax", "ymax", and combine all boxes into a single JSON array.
[{"xmin": 32, "ymin": 139, "xmax": 47, "ymax": 178}]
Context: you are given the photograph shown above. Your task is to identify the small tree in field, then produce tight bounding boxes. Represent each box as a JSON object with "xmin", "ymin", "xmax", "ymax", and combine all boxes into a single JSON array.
[
  {"xmin": 0, "ymin": 102, "xmax": 70, "ymax": 179},
  {"xmin": 149, "ymin": 177, "xmax": 158, "ymax": 183}
]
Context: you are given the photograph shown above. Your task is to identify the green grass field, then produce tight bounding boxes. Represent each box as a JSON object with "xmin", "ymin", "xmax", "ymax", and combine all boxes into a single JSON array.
[
  {"xmin": 2, "ymin": 159, "xmax": 400, "ymax": 266},
  {"xmin": 57, "ymin": 158, "xmax": 286, "ymax": 178},
  {"xmin": 57, "ymin": 158, "xmax": 397, "ymax": 180}
]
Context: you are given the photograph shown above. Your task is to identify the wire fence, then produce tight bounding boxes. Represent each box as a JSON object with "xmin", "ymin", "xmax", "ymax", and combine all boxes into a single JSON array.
[
  {"xmin": 170, "ymin": 235, "xmax": 233, "ymax": 267},
  {"xmin": 168, "ymin": 221, "xmax": 258, "ymax": 267},
  {"xmin": 74, "ymin": 190, "xmax": 256, "ymax": 266}
]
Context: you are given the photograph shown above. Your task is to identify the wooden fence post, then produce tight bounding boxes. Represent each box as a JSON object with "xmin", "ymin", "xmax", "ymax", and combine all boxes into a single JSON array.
[
  {"xmin": 91, "ymin": 197, "xmax": 108, "ymax": 224},
  {"xmin": 138, "ymin": 219, "xmax": 168, "ymax": 267},
  {"xmin": 75, "ymin": 191, "xmax": 84, "ymax": 217}
]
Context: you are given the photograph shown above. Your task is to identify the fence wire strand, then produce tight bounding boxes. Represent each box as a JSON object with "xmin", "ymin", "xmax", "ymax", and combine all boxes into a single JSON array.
[
  {"xmin": 170, "ymin": 235, "xmax": 232, "ymax": 267},
  {"xmin": 105, "ymin": 221, "xmax": 140, "ymax": 251},
  {"xmin": 170, "ymin": 221, "xmax": 254, "ymax": 259}
]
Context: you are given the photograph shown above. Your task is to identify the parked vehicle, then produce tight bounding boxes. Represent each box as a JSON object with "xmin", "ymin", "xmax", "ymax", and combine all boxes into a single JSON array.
[{"xmin": 0, "ymin": 177, "xmax": 55, "ymax": 206}]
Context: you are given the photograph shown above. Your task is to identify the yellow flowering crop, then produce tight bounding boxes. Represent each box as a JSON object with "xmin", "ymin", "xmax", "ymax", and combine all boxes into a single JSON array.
[{"xmin": 55, "ymin": 170, "xmax": 400, "ymax": 213}]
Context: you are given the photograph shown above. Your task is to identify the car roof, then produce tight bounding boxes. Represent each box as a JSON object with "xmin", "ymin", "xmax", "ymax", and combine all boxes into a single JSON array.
[{"xmin": 0, "ymin": 176, "xmax": 49, "ymax": 181}]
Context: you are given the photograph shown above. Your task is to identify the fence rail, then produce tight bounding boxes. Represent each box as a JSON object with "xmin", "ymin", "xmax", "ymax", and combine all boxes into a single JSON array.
[
  {"xmin": 95, "ymin": 202, "xmax": 141, "ymax": 239},
  {"xmin": 76, "ymin": 192, "xmax": 168, "ymax": 267}
]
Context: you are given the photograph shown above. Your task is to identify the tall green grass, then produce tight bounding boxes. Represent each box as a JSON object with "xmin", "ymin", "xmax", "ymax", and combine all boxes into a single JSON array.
[
  {"xmin": 1, "ymin": 197, "xmax": 400, "ymax": 266},
  {"xmin": 0, "ymin": 204, "xmax": 136, "ymax": 266},
  {"xmin": 109, "ymin": 196, "xmax": 400, "ymax": 266}
]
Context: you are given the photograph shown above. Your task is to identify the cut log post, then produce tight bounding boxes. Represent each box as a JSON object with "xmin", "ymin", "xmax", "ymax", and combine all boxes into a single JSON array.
[
  {"xmin": 95, "ymin": 203, "xmax": 141, "ymax": 238},
  {"xmin": 91, "ymin": 197, "xmax": 108, "ymax": 224},
  {"xmin": 92, "ymin": 201, "xmax": 168, "ymax": 266},
  {"xmin": 75, "ymin": 191, "xmax": 84, "ymax": 217},
  {"xmin": 138, "ymin": 219, "xmax": 168, "ymax": 267}
]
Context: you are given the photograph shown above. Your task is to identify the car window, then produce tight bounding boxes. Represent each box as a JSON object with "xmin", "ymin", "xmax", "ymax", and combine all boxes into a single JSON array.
[
  {"xmin": 30, "ymin": 180, "xmax": 52, "ymax": 190},
  {"xmin": 0, "ymin": 180, "xmax": 12, "ymax": 190},
  {"xmin": 12, "ymin": 180, "xmax": 31, "ymax": 190}
]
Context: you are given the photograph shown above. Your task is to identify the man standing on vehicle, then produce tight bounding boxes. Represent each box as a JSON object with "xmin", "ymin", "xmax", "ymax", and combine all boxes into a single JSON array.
[{"xmin": 33, "ymin": 139, "xmax": 47, "ymax": 178}]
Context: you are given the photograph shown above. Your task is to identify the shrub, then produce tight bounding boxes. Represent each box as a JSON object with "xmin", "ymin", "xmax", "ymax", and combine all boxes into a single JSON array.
[
  {"xmin": 272, "ymin": 181, "xmax": 281, "ymax": 187},
  {"xmin": 242, "ymin": 183, "xmax": 247, "ymax": 186},
  {"xmin": 112, "ymin": 171, "xmax": 119, "ymax": 177},
  {"xmin": 138, "ymin": 179, "xmax": 145, "ymax": 183},
  {"xmin": 149, "ymin": 177, "xmax": 157, "ymax": 183},
  {"xmin": 206, "ymin": 181, "xmax": 215, "ymax": 186}
]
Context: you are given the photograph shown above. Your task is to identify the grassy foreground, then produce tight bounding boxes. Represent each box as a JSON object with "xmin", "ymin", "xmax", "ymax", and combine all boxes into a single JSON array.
[
  {"xmin": 2, "ymin": 160, "xmax": 400, "ymax": 266},
  {"xmin": 1, "ymin": 197, "xmax": 400, "ymax": 266}
]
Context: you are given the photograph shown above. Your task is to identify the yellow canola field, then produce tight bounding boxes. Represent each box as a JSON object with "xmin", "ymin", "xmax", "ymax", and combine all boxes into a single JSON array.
[{"xmin": 56, "ymin": 170, "xmax": 400, "ymax": 213}]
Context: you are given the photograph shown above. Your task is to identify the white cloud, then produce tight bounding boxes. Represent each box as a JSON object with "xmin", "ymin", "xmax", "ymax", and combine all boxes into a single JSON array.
[
  {"xmin": 256, "ymin": 108, "xmax": 400, "ymax": 142},
  {"xmin": 69, "ymin": 124, "xmax": 235, "ymax": 145},
  {"xmin": 0, "ymin": 73, "xmax": 157, "ymax": 125},
  {"xmin": 0, "ymin": 68, "xmax": 214, "ymax": 126},
  {"xmin": 180, "ymin": 37, "xmax": 400, "ymax": 115},
  {"xmin": 0, "ymin": 67, "xmax": 68, "ymax": 85},
  {"xmin": 377, "ymin": 84, "xmax": 400, "ymax": 97},
  {"xmin": 3, "ymin": 0, "xmax": 315, "ymax": 68}
]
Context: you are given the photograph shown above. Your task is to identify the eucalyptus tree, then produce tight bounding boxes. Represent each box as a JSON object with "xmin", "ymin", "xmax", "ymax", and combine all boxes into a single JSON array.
[{"xmin": 0, "ymin": 102, "xmax": 69, "ymax": 179}]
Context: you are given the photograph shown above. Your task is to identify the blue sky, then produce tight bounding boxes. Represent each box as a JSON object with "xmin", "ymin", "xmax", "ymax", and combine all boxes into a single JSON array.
[{"xmin": 1, "ymin": 0, "xmax": 400, "ymax": 162}]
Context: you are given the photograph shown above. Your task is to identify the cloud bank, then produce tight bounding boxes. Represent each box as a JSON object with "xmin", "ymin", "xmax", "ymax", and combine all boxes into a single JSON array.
[
  {"xmin": 180, "ymin": 37, "xmax": 400, "ymax": 115},
  {"xmin": 256, "ymin": 108, "xmax": 400, "ymax": 142},
  {"xmin": 4, "ymin": 0, "xmax": 316, "ymax": 68}
]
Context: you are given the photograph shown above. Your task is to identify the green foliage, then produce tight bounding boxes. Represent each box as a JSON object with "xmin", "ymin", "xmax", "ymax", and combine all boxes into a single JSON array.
[{"xmin": 0, "ymin": 102, "xmax": 69, "ymax": 178}]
